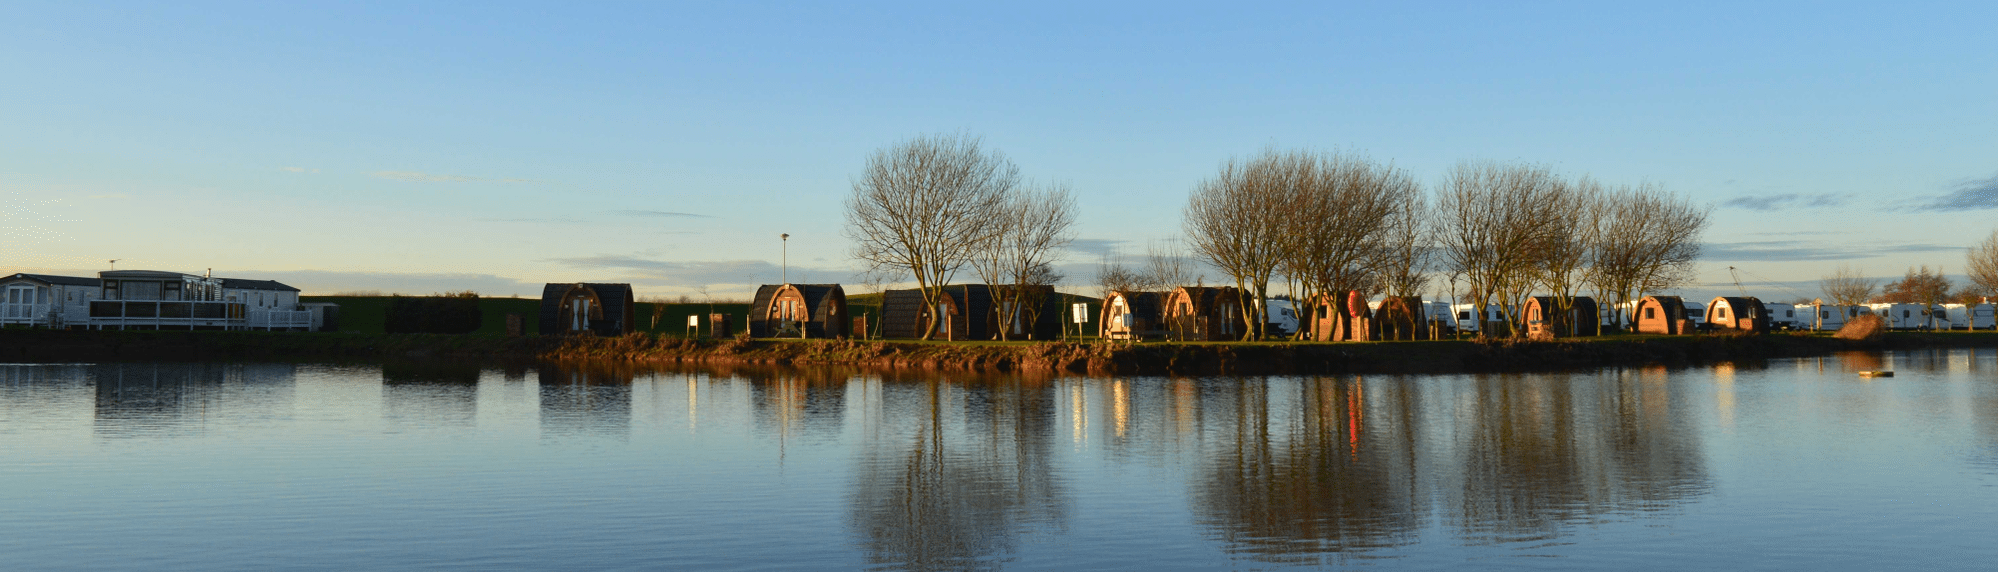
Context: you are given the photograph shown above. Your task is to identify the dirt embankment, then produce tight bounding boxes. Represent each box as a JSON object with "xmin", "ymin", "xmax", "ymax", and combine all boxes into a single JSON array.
[{"xmin": 5, "ymin": 329, "xmax": 1994, "ymax": 375}]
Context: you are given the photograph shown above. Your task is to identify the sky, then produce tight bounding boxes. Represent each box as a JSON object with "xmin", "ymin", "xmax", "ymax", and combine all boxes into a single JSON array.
[{"xmin": 3, "ymin": 1, "xmax": 1994, "ymax": 301}]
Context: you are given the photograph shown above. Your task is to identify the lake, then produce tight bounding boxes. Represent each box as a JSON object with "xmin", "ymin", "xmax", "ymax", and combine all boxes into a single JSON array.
[{"xmin": 3, "ymin": 349, "xmax": 1996, "ymax": 571}]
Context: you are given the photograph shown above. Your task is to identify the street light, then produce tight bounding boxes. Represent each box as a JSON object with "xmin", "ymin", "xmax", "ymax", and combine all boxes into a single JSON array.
[{"xmin": 780, "ymin": 233, "xmax": 789, "ymax": 285}]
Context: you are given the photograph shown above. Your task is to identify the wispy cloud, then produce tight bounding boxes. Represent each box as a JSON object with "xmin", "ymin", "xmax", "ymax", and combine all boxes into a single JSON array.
[
  {"xmin": 279, "ymin": 167, "xmax": 320, "ymax": 173},
  {"xmin": 1067, "ymin": 238, "xmax": 1128, "ymax": 257},
  {"xmin": 1906, "ymin": 173, "xmax": 1998, "ymax": 211},
  {"xmin": 1702, "ymin": 240, "xmax": 1961, "ymax": 262},
  {"xmin": 1721, "ymin": 193, "xmax": 1849, "ymax": 211},
  {"xmin": 608, "ymin": 210, "xmax": 714, "ymax": 219},
  {"xmin": 370, "ymin": 171, "xmax": 535, "ymax": 183}
]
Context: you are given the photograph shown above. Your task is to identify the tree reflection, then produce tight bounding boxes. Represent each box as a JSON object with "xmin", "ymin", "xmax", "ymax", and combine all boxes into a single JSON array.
[
  {"xmin": 749, "ymin": 368, "xmax": 851, "ymax": 442},
  {"xmin": 848, "ymin": 373, "xmax": 1068, "ymax": 571},
  {"xmin": 1453, "ymin": 371, "xmax": 1708, "ymax": 544},
  {"xmin": 1190, "ymin": 377, "xmax": 1422, "ymax": 563}
]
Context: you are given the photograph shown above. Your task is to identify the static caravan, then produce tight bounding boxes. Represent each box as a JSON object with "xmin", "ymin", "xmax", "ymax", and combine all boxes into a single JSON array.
[
  {"xmin": 1265, "ymin": 299, "xmax": 1300, "ymax": 337},
  {"xmin": 1944, "ymin": 303, "xmax": 1997, "ymax": 329},
  {"xmin": 1448, "ymin": 304, "xmax": 1514, "ymax": 335},
  {"xmin": 749, "ymin": 284, "xmax": 849, "ymax": 339},
  {"xmin": 1763, "ymin": 303, "xmax": 1805, "ymax": 330},
  {"xmin": 0, "ymin": 273, "xmax": 100, "ymax": 328},
  {"xmin": 1805, "ymin": 304, "xmax": 1867, "ymax": 331},
  {"xmin": 1866, "ymin": 303, "xmax": 1938, "ymax": 330},
  {"xmin": 1100, "ymin": 290, "xmax": 1167, "ymax": 340}
]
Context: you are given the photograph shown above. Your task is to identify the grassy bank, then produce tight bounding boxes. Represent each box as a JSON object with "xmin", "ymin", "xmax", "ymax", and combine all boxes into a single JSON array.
[{"xmin": 11, "ymin": 328, "xmax": 1994, "ymax": 375}]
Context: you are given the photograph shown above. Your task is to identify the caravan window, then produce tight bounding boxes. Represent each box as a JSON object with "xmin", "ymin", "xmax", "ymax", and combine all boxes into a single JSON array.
[{"xmin": 1457, "ymin": 311, "xmax": 1469, "ymax": 320}]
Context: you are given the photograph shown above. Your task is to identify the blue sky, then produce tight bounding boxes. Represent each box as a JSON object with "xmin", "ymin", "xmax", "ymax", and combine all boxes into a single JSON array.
[{"xmin": 4, "ymin": 1, "xmax": 1994, "ymax": 299}]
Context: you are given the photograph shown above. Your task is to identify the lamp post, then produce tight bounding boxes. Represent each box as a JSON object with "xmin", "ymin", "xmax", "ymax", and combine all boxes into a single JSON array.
[
  {"xmin": 780, "ymin": 234, "xmax": 789, "ymax": 285},
  {"xmin": 108, "ymin": 259, "xmax": 120, "ymax": 270}
]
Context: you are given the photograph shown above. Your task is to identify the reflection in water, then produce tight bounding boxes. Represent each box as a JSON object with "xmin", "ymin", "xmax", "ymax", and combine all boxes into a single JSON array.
[
  {"xmin": 1191, "ymin": 377, "xmax": 1422, "ymax": 563},
  {"xmin": 1453, "ymin": 371, "xmax": 1708, "ymax": 545},
  {"xmin": 538, "ymin": 362, "xmax": 634, "ymax": 439},
  {"xmin": 90, "ymin": 363, "xmax": 298, "ymax": 438},
  {"xmin": 381, "ymin": 360, "xmax": 481, "ymax": 428},
  {"xmin": 751, "ymin": 368, "xmax": 849, "ymax": 442},
  {"xmin": 848, "ymin": 373, "xmax": 1068, "ymax": 571},
  {"xmin": 8, "ymin": 350, "xmax": 1997, "ymax": 570}
]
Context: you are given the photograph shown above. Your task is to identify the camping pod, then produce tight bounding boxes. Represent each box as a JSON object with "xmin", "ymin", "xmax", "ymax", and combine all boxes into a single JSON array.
[
  {"xmin": 1162, "ymin": 286, "xmax": 1242, "ymax": 341},
  {"xmin": 1371, "ymin": 296, "xmax": 1431, "ymax": 341},
  {"xmin": 984, "ymin": 284, "xmax": 1065, "ymax": 340},
  {"xmin": 1522, "ymin": 296, "xmax": 1601, "ymax": 340},
  {"xmin": 1634, "ymin": 296, "xmax": 1696, "ymax": 335},
  {"xmin": 1705, "ymin": 297, "xmax": 1769, "ymax": 334},
  {"xmin": 749, "ymin": 284, "xmax": 849, "ymax": 338},
  {"xmin": 1307, "ymin": 290, "xmax": 1374, "ymax": 342},
  {"xmin": 539, "ymin": 283, "xmax": 636, "ymax": 336},
  {"xmin": 880, "ymin": 287, "xmax": 982, "ymax": 340},
  {"xmin": 1101, "ymin": 290, "xmax": 1167, "ymax": 340}
]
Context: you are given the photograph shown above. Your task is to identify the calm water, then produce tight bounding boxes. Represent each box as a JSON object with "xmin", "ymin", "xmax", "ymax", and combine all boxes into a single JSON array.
[{"xmin": 4, "ymin": 350, "xmax": 1997, "ymax": 571}]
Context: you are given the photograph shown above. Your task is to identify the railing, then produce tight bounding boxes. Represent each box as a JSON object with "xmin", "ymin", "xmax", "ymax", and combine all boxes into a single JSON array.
[{"xmin": 0, "ymin": 303, "xmax": 54, "ymax": 325}]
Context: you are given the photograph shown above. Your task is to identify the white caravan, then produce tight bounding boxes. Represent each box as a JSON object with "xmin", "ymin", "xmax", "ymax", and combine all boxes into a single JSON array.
[
  {"xmin": 1866, "ymin": 303, "xmax": 1940, "ymax": 330},
  {"xmin": 1805, "ymin": 304, "xmax": 1867, "ymax": 331},
  {"xmin": 1448, "ymin": 304, "xmax": 1515, "ymax": 334},
  {"xmin": 1763, "ymin": 303, "xmax": 1806, "ymax": 330},
  {"xmin": 1265, "ymin": 299, "xmax": 1300, "ymax": 336}
]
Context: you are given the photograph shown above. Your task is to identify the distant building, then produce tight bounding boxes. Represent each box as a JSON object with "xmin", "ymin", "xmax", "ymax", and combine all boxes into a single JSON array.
[
  {"xmin": 1, "ymin": 270, "xmax": 319, "ymax": 330},
  {"xmin": 749, "ymin": 284, "xmax": 849, "ymax": 338},
  {"xmin": 1164, "ymin": 286, "xmax": 1243, "ymax": 341},
  {"xmin": 1705, "ymin": 296, "xmax": 1769, "ymax": 334},
  {"xmin": 1100, "ymin": 290, "xmax": 1166, "ymax": 341},
  {"xmin": 1634, "ymin": 295, "xmax": 1694, "ymax": 335},
  {"xmin": 1522, "ymin": 296, "xmax": 1600, "ymax": 339},
  {"xmin": 539, "ymin": 283, "xmax": 636, "ymax": 336}
]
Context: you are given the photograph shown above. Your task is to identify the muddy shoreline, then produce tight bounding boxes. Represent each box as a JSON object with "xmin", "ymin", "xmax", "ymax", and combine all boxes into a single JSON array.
[{"xmin": 6, "ymin": 329, "xmax": 1996, "ymax": 375}]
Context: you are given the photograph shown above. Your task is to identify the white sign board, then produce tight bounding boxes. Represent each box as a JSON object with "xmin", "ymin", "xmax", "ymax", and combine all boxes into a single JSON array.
[
  {"xmin": 1071, "ymin": 303, "xmax": 1089, "ymax": 324},
  {"xmin": 687, "ymin": 315, "xmax": 700, "ymax": 327}
]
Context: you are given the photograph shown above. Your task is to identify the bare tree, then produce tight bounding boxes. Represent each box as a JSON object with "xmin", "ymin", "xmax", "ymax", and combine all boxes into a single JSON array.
[
  {"xmin": 972, "ymin": 182, "xmax": 1077, "ymax": 340},
  {"xmin": 1094, "ymin": 258, "xmax": 1146, "ymax": 300},
  {"xmin": 845, "ymin": 133, "xmax": 1015, "ymax": 340},
  {"xmin": 1185, "ymin": 151, "xmax": 1291, "ymax": 340},
  {"xmin": 1437, "ymin": 161, "xmax": 1564, "ymax": 337},
  {"xmin": 1968, "ymin": 229, "xmax": 1998, "ymax": 301},
  {"xmin": 1534, "ymin": 177, "xmax": 1602, "ymax": 336},
  {"xmin": 1374, "ymin": 176, "xmax": 1434, "ymax": 299},
  {"xmin": 1142, "ymin": 240, "xmax": 1195, "ymax": 292},
  {"xmin": 1585, "ymin": 182, "xmax": 1708, "ymax": 331},
  {"xmin": 1276, "ymin": 151, "xmax": 1416, "ymax": 341},
  {"xmin": 1820, "ymin": 264, "xmax": 1876, "ymax": 306}
]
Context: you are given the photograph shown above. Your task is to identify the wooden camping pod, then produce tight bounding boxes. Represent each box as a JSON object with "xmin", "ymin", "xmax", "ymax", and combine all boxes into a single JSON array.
[
  {"xmin": 1162, "ymin": 286, "xmax": 1242, "ymax": 341},
  {"xmin": 1705, "ymin": 296, "xmax": 1769, "ymax": 334},
  {"xmin": 1522, "ymin": 296, "xmax": 1601, "ymax": 340},
  {"xmin": 539, "ymin": 283, "xmax": 636, "ymax": 336},
  {"xmin": 1372, "ymin": 296, "xmax": 1432, "ymax": 341},
  {"xmin": 1306, "ymin": 291, "xmax": 1374, "ymax": 342},
  {"xmin": 879, "ymin": 285, "xmax": 1062, "ymax": 340},
  {"xmin": 1634, "ymin": 295, "xmax": 1696, "ymax": 335},
  {"xmin": 1100, "ymin": 291, "xmax": 1167, "ymax": 340},
  {"xmin": 749, "ymin": 284, "xmax": 849, "ymax": 338}
]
